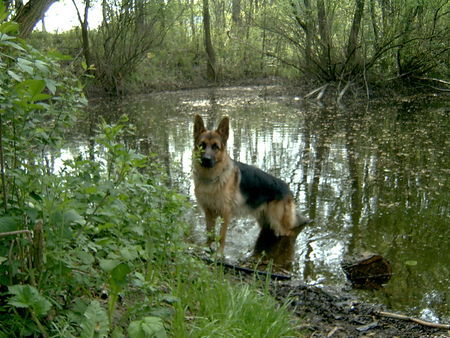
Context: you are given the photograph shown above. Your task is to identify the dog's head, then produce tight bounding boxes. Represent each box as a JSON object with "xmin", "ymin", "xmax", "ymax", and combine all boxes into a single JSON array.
[{"xmin": 193, "ymin": 115, "xmax": 229, "ymax": 169}]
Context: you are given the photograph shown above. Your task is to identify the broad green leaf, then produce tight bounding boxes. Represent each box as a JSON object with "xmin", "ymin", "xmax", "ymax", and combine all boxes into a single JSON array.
[
  {"xmin": 0, "ymin": 216, "xmax": 20, "ymax": 232},
  {"xmin": 26, "ymin": 103, "xmax": 46, "ymax": 110},
  {"xmin": 0, "ymin": 22, "xmax": 19, "ymax": 35},
  {"xmin": 160, "ymin": 295, "xmax": 179, "ymax": 305},
  {"xmin": 99, "ymin": 259, "xmax": 121, "ymax": 272},
  {"xmin": 78, "ymin": 250, "xmax": 95, "ymax": 265},
  {"xmin": 17, "ymin": 58, "xmax": 34, "ymax": 75},
  {"xmin": 120, "ymin": 247, "xmax": 139, "ymax": 261},
  {"xmin": 25, "ymin": 79, "xmax": 46, "ymax": 97},
  {"xmin": 110, "ymin": 263, "xmax": 131, "ymax": 289},
  {"xmin": 7, "ymin": 70, "xmax": 22, "ymax": 82},
  {"xmin": 32, "ymin": 93, "xmax": 52, "ymax": 102},
  {"xmin": 128, "ymin": 317, "xmax": 167, "ymax": 338},
  {"xmin": 80, "ymin": 300, "xmax": 109, "ymax": 338},
  {"xmin": 34, "ymin": 60, "xmax": 49, "ymax": 73},
  {"xmin": 0, "ymin": 3, "xmax": 7, "ymax": 22},
  {"xmin": 62, "ymin": 209, "xmax": 85, "ymax": 226},
  {"xmin": 45, "ymin": 78, "xmax": 57, "ymax": 94},
  {"xmin": 8, "ymin": 285, "xmax": 51, "ymax": 316}
]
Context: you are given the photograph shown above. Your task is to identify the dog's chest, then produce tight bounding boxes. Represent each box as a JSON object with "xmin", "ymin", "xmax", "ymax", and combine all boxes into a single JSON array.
[{"xmin": 194, "ymin": 170, "xmax": 245, "ymax": 214}]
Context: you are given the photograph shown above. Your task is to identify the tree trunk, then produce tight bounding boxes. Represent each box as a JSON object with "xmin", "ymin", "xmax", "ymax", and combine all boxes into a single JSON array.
[
  {"xmin": 202, "ymin": 0, "xmax": 216, "ymax": 81},
  {"xmin": 231, "ymin": 0, "xmax": 241, "ymax": 26},
  {"xmin": 303, "ymin": 0, "xmax": 313, "ymax": 71},
  {"xmin": 316, "ymin": 0, "xmax": 331, "ymax": 78},
  {"xmin": 72, "ymin": 0, "xmax": 92, "ymax": 74},
  {"xmin": 346, "ymin": 0, "xmax": 365, "ymax": 68},
  {"xmin": 290, "ymin": 1, "xmax": 313, "ymax": 71},
  {"xmin": 189, "ymin": 0, "xmax": 199, "ymax": 58},
  {"xmin": 13, "ymin": 0, "xmax": 57, "ymax": 38},
  {"xmin": 369, "ymin": 0, "xmax": 379, "ymax": 49}
]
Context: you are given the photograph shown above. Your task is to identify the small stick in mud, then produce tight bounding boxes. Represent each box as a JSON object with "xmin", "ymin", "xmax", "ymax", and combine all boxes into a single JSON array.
[{"xmin": 375, "ymin": 311, "xmax": 450, "ymax": 330}]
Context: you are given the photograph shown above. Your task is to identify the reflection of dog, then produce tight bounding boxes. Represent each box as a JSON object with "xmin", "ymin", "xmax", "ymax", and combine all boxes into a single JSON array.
[
  {"xmin": 253, "ymin": 223, "xmax": 307, "ymax": 271},
  {"xmin": 193, "ymin": 114, "xmax": 309, "ymax": 253}
]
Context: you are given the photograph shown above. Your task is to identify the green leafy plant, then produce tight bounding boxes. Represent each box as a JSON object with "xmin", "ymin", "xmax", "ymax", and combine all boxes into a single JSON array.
[
  {"xmin": 7, "ymin": 284, "xmax": 51, "ymax": 336},
  {"xmin": 80, "ymin": 300, "xmax": 110, "ymax": 338},
  {"xmin": 128, "ymin": 317, "xmax": 167, "ymax": 338}
]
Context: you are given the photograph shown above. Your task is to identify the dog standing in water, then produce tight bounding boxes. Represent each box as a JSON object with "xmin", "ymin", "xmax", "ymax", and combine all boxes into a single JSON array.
[{"xmin": 193, "ymin": 114, "xmax": 308, "ymax": 253}]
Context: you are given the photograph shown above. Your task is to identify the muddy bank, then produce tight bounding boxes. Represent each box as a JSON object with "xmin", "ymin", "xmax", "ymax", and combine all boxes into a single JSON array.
[
  {"xmin": 271, "ymin": 281, "xmax": 449, "ymax": 337},
  {"xmin": 204, "ymin": 254, "xmax": 448, "ymax": 337}
]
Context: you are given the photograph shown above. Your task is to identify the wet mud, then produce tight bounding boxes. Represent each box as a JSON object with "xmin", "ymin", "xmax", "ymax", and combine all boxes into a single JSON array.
[{"xmin": 272, "ymin": 281, "xmax": 448, "ymax": 337}]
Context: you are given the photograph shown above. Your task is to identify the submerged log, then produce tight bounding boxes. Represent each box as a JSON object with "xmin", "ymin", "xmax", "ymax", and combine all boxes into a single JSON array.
[{"xmin": 341, "ymin": 253, "xmax": 392, "ymax": 289}]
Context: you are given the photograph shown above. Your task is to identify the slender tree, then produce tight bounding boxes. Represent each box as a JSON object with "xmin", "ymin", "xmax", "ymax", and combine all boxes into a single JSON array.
[
  {"xmin": 345, "ymin": 0, "xmax": 365, "ymax": 74},
  {"xmin": 202, "ymin": 0, "xmax": 216, "ymax": 81},
  {"xmin": 316, "ymin": 0, "xmax": 331, "ymax": 76},
  {"xmin": 72, "ymin": 0, "xmax": 93, "ymax": 74}
]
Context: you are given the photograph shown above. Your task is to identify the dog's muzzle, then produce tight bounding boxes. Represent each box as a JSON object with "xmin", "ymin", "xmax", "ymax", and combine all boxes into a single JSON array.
[{"xmin": 200, "ymin": 154, "xmax": 215, "ymax": 168}]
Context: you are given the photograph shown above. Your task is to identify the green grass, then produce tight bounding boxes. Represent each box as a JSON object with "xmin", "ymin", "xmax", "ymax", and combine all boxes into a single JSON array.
[{"xmin": 170, "ymin": 264, "xmax": 297, "ymax": 338}]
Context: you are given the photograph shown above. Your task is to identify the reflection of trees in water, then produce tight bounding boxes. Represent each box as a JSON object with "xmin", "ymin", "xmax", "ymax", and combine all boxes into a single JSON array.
[{"xmin": 86, "ymin": 90, "xmax": 448, "ymax": 320}]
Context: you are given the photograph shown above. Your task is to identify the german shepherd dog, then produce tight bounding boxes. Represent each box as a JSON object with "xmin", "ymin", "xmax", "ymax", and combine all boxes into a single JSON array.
[{"xmin": 193, "ymin": 114, "xmax": 308, "ymax": 253}]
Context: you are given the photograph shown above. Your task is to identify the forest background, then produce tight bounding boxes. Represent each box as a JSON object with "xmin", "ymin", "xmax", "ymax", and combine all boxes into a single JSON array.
[{"xmin": 6, "ymin": 0, "xmax": 450, "ymax": 96}]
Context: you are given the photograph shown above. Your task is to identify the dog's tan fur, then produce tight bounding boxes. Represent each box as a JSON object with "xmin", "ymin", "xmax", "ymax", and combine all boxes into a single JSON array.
[{"xmin": 193, "ymin": 115, "xmax": 301, "ymax": 253}]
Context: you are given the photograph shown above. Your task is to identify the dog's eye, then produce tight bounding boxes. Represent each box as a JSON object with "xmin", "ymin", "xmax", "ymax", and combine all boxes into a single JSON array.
[
  {"xmin": 212, "ymin": 143, "xmax": 220, "ymax": 151},
  {"xmin": 199, "ymin": 142, "xmax": 207, "ymax": 149}
]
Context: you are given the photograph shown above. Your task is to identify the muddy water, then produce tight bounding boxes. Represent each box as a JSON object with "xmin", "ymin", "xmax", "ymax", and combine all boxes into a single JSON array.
[{"xmin": 86, "ymin": 86, "xmax": 449, "ymax": 323}]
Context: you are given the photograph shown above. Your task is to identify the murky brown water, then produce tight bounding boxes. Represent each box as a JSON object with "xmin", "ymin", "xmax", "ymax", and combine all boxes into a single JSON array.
[{"xmin": 82, "ymin": 86, "xmax": 449, "ymax": 323}]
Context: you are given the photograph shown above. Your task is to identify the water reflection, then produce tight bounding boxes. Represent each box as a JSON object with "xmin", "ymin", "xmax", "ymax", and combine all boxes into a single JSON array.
[{"xmin": 84, "ymin": 87, "xmax": 449, "ymax": 322}]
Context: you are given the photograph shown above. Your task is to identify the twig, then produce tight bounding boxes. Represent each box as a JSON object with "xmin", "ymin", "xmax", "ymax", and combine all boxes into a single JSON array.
[
  {"xmin": 376, "ymin": 311, "xmax": 450, "ymax": 329},
  {"xmin": 0, "ymin": 230, "xmax": 33, "ymax": 238},
  {"xmin": 304, "ymin": 84, "xmax": 329, "ymax": 99},
  {"xmin": 0, "ymin": 114, "xmax": 7, "ymax": 212},
  {"xmin": 413, "ymin": 76, "xmax": 450, "ymax": 85},
  {"xmin": 337, "ymin": 81, "xmax": 351, "ymax": 106},
  {"xmin": 327, "ymin": 326, "xmax": 342, "ymax": 337}
]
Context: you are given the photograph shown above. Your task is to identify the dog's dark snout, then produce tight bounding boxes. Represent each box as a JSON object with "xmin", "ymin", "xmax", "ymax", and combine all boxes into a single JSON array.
[{"xmin": 201, "ymin": 155, "xmax": 214, "ymax": 168}]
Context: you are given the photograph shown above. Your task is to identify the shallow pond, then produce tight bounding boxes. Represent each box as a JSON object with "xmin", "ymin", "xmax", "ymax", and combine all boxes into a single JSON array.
[{"xmin": 83, "ymin": 86, "xmax": 449, "ymax": 323}]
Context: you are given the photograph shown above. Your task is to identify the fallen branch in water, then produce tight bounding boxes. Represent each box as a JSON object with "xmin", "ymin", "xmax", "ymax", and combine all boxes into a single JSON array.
[
  {"xmin": 304, "ymin": 84, "xmax": 329, "ymax": 100},
  {"xmin": 375, "ymin": 311, "xmax": 450, "ymax": 329},
  {"xmin": 202, "ymin": 257, "xmax": 292, "ymax": 281}
]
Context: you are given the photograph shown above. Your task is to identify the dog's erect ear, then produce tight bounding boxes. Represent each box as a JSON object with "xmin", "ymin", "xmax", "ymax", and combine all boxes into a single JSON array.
[
  {"xmin": 216, "ymin": 117, "xmax": 229, "ymax": 143},
  {"xmin": 194, "ymin": 115, "xmax": 206, "ymax": 142}
]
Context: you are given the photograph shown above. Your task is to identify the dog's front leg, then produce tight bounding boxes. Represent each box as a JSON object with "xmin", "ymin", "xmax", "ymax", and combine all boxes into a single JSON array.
[
  {"xmin": 204, "ymin": 208, "xmax": 217, "ymax": 247},
  {"xmin": 218, "ymin": 214, "xmax": 231, "ymax": 254}
]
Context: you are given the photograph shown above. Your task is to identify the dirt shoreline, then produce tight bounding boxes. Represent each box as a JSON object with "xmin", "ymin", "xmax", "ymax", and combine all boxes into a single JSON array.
[
  {"xmin": 271, "ymin": 280, "xmax": 449, "ymax": 337},
  {"xmin": 209, "ymin": 255, "xmax": 449, "ymax": 337}
]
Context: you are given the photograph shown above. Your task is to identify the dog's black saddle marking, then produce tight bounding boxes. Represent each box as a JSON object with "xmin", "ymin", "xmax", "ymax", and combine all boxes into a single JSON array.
[{"xmin": 235, "ymin": 161, "xmax": 291, "ymax": 209}]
